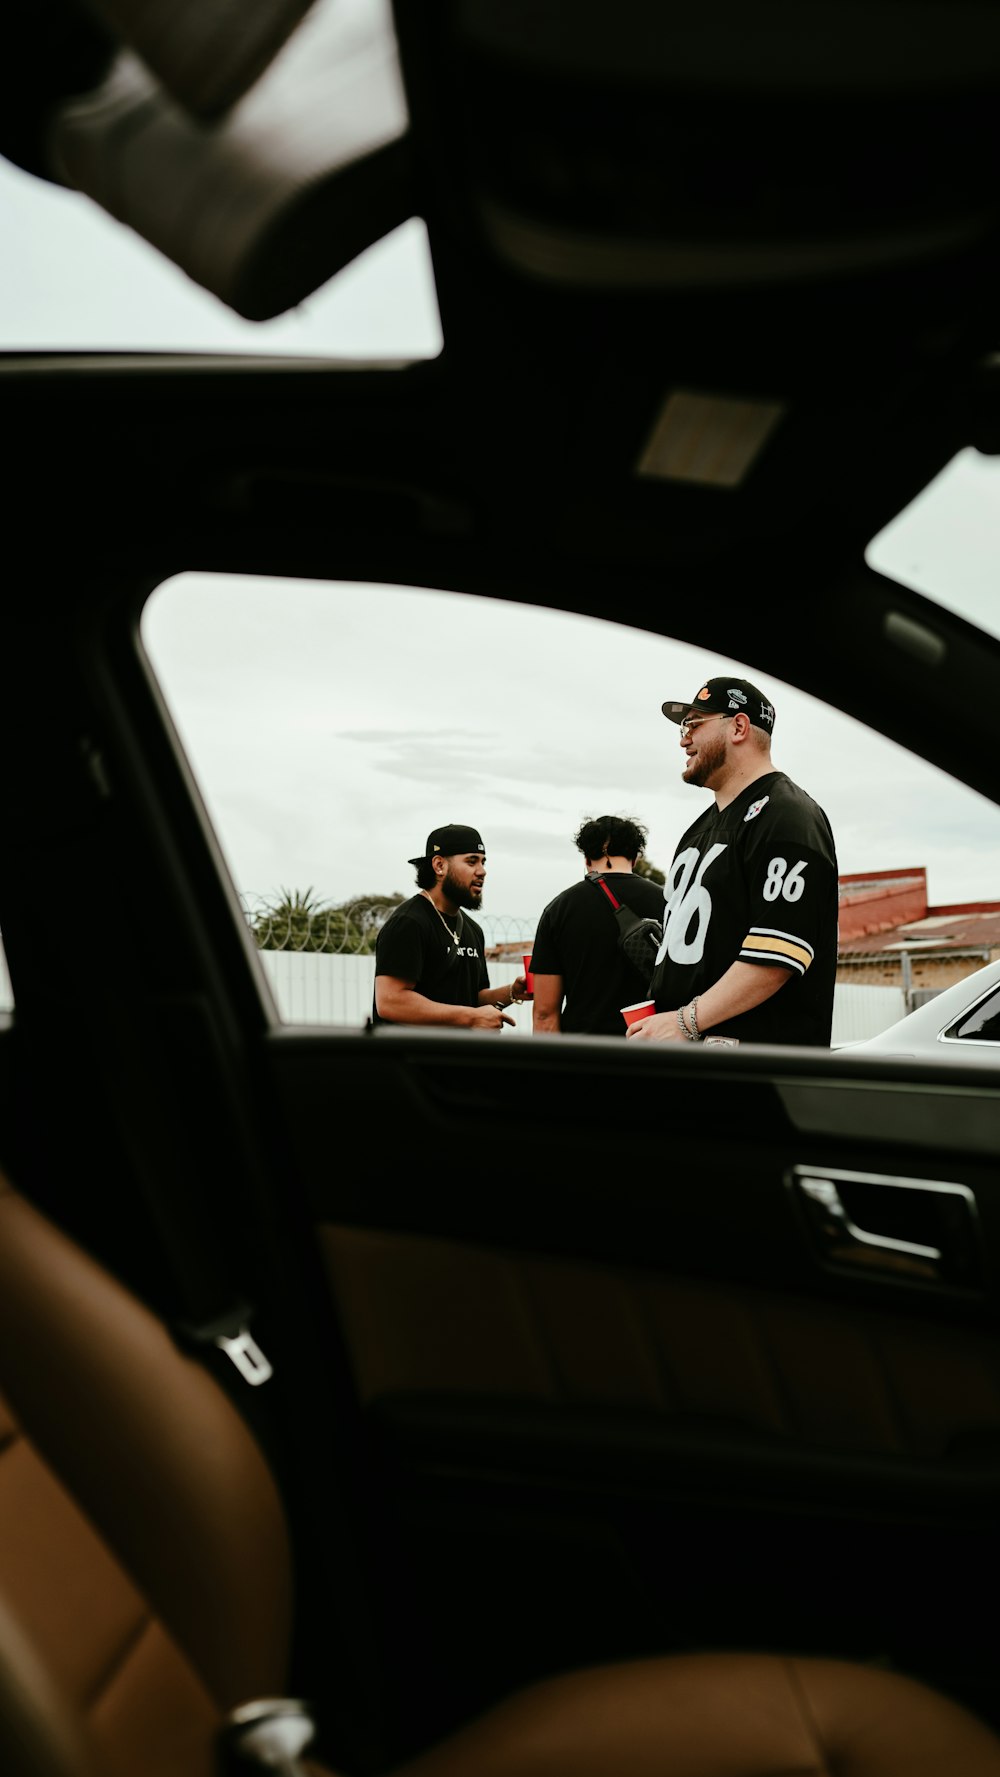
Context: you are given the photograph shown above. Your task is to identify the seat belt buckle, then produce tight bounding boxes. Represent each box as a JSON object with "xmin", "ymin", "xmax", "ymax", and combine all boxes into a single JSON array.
[
  {"xmin": 214, "ymin": 1324, "xmax": 274, "ymax": 1386},
  {"xmin": 218, "ymin": 1698, "xmax": 316, "ymax": 1775},
  {"xmin": 177, "ymin": 1304, "xmax": 274, "ymax": 1387}
]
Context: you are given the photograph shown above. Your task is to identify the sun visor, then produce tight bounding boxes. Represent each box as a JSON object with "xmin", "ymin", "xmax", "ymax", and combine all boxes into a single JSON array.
[
  {"xmin": 45, "ymin": 0, "xmax": 412, "ymax": 322},
  {"xmin": 80, "ymin": 0, "xmax": 320, "ymax": 120}
]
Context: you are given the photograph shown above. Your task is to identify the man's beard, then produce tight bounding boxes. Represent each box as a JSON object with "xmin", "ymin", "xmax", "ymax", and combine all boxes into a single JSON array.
[
  {"xmin": 442, "ymin": 867, "xmax": 484, "ymax": 911},
  {"xmin": 682, "ymin": 729, "xmax": 728, "ymax": 787}
]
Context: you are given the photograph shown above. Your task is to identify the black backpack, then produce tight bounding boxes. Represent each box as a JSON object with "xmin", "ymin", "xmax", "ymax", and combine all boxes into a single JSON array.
[{"xmin": 587, "ymin": 871, "xmax": 664, "ymax": 987}]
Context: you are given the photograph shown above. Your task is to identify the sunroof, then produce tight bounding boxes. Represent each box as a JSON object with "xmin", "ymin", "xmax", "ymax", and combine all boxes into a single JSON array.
[
  {"xmin": 867, "ymin": 446, "xmax": 1000, "ymax": 645},
  {"xmin": 0, "ymin": 155, "xmax": 442, "ymax": 360}
]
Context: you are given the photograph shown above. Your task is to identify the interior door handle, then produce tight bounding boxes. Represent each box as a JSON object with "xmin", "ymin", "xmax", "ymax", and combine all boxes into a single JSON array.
[
  {"xmin": 796, "ymin": 1175, "xmax": 941, "ymax": 1263},
  {"xmin": 789, "ymin": 1165, "xmax": 982, "ymax": 1289}
]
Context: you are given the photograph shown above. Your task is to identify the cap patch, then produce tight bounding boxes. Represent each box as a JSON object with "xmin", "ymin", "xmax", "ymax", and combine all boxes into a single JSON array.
[{"xmin": 662, "ymin": 675, "xmax": 775, "ymax": 734}]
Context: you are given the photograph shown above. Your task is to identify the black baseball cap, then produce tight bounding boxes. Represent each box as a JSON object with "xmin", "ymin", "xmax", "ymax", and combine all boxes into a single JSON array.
[
  {"xmin": 408, "ymin": 823, "xmax": 486, "ymax": 866},
  {"xmin": 662, "ymin": 676, "xmax": 775, "ymax": 735}
]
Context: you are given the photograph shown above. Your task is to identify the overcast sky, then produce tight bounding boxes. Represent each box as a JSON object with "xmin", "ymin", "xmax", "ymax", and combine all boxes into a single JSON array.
[{"xmin": 4, "ymin": 153, "xmax": 999, "ymax": 933}]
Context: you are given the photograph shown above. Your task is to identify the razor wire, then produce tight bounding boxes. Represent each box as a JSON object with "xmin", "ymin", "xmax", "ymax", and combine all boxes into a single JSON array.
[{"xmin": 240, "ymin": 893, "xmax": 535, "ymax": 955}]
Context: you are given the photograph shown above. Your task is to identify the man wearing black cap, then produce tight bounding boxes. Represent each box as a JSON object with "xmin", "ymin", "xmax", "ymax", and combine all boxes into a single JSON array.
[
  {"xmin": 626, "ymin": 676, "xmax": 838, "ymax": 1048},
  {"xmin": 373, "ymin": 824, "xmax": 528, "ymax": 1029}
]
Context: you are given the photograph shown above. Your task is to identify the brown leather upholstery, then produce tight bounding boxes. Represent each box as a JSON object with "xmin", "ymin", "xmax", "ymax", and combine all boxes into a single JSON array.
[
  {"xmin": 0, "ymin": 1177, "xmax": 291, "ymax": 1711},
  {"xmin": 0, "ymin": 1173, "xmax": 283, "ymax": 1777},
  {"xmin": 392, "ymin": 1653, "xmax": 1000, "ymax": 1777},
  {"xmin": 0, "ymin": 1591, "xmax": 96, "ymax": 1777},
  {"xmin": 320, "ymin": 1224, "xmax": 1000, "ymax": 1460},
  {"xmin": 0, "ymin": 1392, "xmax": 218, "ymax": 1777},
  {"xmin": 1, "ymin": 1172, "xmax": 999, "ymax": 1777}
]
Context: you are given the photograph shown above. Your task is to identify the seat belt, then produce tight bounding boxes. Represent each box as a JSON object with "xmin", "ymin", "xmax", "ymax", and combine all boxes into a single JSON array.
[{"xmin": 92, "ymin": 990, "xmax": 278, "ymax": 1396}]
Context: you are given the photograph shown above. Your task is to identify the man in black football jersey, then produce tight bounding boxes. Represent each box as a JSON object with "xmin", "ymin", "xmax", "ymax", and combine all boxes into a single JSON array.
[
  {"xmin": 626, "ymin": 677, "xmax": 838, "ymax": 1047},
  {"xmin": 373, "ymin": 823, "xmax": 528, "ymax": 1030},
  {"xmin": 531, "ymin": 813, "xmax": 665, "ymax": 1036}
]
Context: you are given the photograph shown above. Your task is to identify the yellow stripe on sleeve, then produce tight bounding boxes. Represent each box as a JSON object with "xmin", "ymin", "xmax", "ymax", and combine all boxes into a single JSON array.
[{"xmin": 742, "ymin": 932, "xmax": 813, "ymax": 970}]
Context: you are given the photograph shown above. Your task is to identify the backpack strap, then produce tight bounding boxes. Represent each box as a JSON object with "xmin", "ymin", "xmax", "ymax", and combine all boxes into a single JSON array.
[{"xmin": 587, "ymin": 870, "xmax": 624, "ymax": 912}]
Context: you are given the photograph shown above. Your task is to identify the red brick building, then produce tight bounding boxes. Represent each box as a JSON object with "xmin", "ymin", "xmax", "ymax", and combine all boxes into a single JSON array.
[{"xmin": 838, "ymin": 866, "xmax": 1000, "ymax": 994}]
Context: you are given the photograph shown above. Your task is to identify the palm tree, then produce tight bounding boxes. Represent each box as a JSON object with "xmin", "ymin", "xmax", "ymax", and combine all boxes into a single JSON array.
[{"xmin": 250, "ymin": 887, "xmax": 403, "ymax": 953}]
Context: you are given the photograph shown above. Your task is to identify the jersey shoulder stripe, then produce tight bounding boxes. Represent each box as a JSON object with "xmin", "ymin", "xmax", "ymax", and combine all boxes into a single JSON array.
[
  {"xmin": 747, "ymin": 925, "xmax": 816, "ymax": 957},
  {"xmin": 741, "ymin": 928, "xmax": 815, "ymax": 974}
]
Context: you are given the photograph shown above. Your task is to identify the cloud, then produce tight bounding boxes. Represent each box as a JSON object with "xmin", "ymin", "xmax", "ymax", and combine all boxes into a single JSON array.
[{"xmin": 143, "ymin": 570, "xmax": 1000, "ymax": 921}]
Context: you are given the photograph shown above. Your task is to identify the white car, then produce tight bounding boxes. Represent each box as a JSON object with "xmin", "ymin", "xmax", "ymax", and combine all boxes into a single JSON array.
[{"xmin": 844, "ymin": 959, "xmax": 1000, "ymax": 1058}]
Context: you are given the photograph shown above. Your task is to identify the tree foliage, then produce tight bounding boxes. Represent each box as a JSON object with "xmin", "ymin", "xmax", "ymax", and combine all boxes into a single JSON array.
[
  {"xmin": 250, "ymin": 887, "xmax": 404, "ymax": 954},
  {"xmin": 634, "ymin": 855, "xmax": 665, "ymax": 886}
]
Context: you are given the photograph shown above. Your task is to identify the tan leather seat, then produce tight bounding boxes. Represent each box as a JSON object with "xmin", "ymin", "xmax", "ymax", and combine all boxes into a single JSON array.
[{"xmin": 0, "ymin": 1171, "xmax": 998, "ymax": 1777}]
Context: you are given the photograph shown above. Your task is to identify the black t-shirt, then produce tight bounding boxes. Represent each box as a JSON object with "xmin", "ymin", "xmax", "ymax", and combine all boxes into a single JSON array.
[
  {"xmin": 373, "ymin": 893, "xmax": 489, "ymax": 1024},
  {"xmin": 648, "ymin": 772, "xmax": 838, "ymax": 1046},
  {"xmin": 530, "ymin": 872, "xmax": 667, "ymax": 1036}
]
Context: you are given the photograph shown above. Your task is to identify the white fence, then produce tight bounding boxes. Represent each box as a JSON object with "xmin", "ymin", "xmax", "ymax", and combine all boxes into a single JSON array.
[
  {"xmin": 0, "ymin": 941, "xmax": 915, "ymax": 1044},
  {"xmin": 258, "ymin": 951, "xmax": 908, "ymax": 1044},
  {"xmin": 830, "ymin": 983, "xmax": 907, "ymax": 1047},
  {"xmin": 257, "ymin": 950, "xmax": 535, "ymax": 1033}
]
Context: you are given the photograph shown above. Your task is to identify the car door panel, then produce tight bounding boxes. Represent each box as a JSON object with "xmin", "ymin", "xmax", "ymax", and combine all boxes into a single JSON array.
[{"xmin": 254, "ymin": 1027, "xmax": 1000, "ymax": 1749}]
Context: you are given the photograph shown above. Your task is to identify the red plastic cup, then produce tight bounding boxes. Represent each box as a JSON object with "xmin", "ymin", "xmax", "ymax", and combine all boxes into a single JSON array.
[
  {"xmin": 522, "ymin": 953, "xmax": 535, "ymax": 1000},
  {"xmin": 621, "ymin": 998, "xmax": 656, "ymax": 1028}
]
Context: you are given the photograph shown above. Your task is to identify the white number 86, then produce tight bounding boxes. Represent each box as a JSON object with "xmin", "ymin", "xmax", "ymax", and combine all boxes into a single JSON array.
[{"xmin": 763, "ymin": 857, "xmax": 807, "ymax": 903}]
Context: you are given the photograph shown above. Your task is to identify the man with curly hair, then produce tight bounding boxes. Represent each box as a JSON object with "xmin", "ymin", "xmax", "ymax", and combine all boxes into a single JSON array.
[{"xmin": 531, "ymin": 814, "xmax": 665, "ymax": 1036}]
